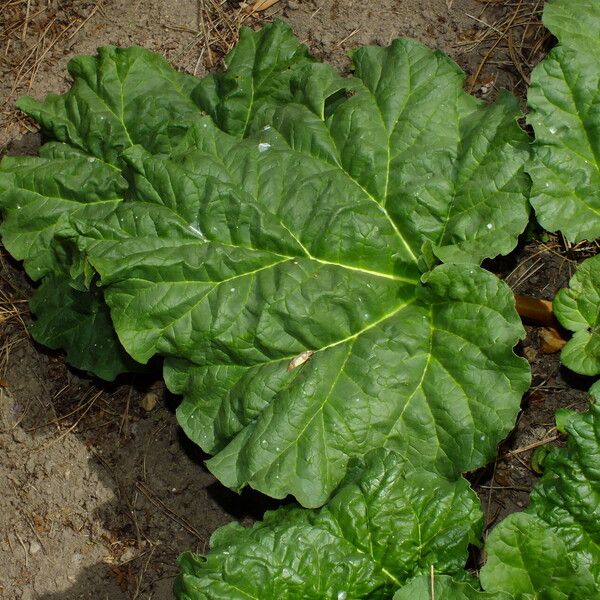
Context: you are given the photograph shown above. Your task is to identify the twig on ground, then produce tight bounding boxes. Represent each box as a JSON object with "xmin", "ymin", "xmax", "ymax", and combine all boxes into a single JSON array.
[
  {"xmin": 244, "ymin": 0, "xmax": 280, "ymax": 13},
  {"xmin": 460, "ymin": 0, "xmax": 546, "ymax": 96},
  {"xmin": 503, "ymin": 429, "xmax": 560, "ymax": 458},
  {"xmin": 119, "ymin": 385, "xmax": 133, "ymax": 437},
  {"xmin": 14, "ymin": 531, "xmax": 28, "ymax": 569},
  {"xmin": 479, "ymin": 483, "xmax": 531, "ymax": 492},
  {"xmin": 484, "ymin": 457, "xmax": 499, "ymax": 533},
  {"xmin": 135, "ymin": 481, "xmax": 206, "ymax": 544},
  {"xmin": 506, "ymin": 256, "xmax": 544, "ymax": 291},
  {"xmin": 1, "ymin": 0, "xmax": 103, "ymax": 121},
  {"xmin": 37, "ymin": 390, "xmax": 102, "ymax": 449},
  {"xmin": 336, "ymin": 28, "xmax": 360, "ymax": 47},
  {"xmin": 131, "ymin": 546, "xmax": 156, "ymax": 600}
]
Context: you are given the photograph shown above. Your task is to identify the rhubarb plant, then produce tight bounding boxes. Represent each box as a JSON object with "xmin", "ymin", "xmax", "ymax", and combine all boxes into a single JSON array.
[
  {"xmin": 29, "ymin": 274, "xmax": 145, "ymax": 380},
  {"xmin": 0, "ymin": 1, "xmax": 598, "ymax": 598},
  {"xmin": 178, "ymin": 393, "xmax": 600, "ymax": 599},
  {"xmin": 0, "ymin": 21, "xmax": 531, "ymax": 507},
  {"xmin": 554, "ymin": 254, "xmax": 600, "ymax": 376},
  {"xmin": 527, "ymin": 0, "xmax": 600, "ymax": 241},
  {"xmin": 175, "ymin": 387, "xmax": 600, "ymax": 599}
]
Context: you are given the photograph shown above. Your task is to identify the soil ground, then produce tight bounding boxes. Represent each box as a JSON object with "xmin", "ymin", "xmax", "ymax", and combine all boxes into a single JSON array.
[{"xmin": 0, "ymin": 1, "xmax": 594, "ymax": 598}]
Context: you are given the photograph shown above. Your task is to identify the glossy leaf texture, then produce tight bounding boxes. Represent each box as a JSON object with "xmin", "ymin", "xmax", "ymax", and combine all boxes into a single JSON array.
[
  {"xmin": 480, "ymin": 513, "xmax": 597, "ymax": 599},
  {"xmin": 175, "ymin": 449, "xmax": 483, "ymax": 600},
  {"xmin": 0, "ymin": 144, "xmax": 126, "ymax": 281},
  {"xmin": 527, "ymin": 398, "xmax": 600, "ymax": 587},
  {"xmin": 554, "ymin": 254, "xmax": 600, "ymax": 375},
  {"xmin": 394, "ymin": 575, "xmax": 512, "ymax": 600},
  {"xmin": 16, "ymin": 46, "xmax": 203, "ymax": 166},
  {"xmin": 198, "ymin": 25, "xmax": 531, "ymax": 265},
  {"xmin": 0, "ymin": 21, "xmax": 532, "ymax": 505},
  {"xmin": 526, "ymin": 0, "xmax": 600, "ymax": 241}
]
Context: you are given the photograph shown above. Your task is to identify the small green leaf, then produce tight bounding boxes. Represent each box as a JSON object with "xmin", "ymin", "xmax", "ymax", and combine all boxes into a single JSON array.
[
  {"xmin": 17, "ymin": 46, "xmax": 201, "ymax": 165},
  {"xmin": 193, "ymin": 20, "xmax": 314, "ymax": 137},
  {"xmin": 529, "ymin": 401, "xmax": 600, "ymax": 586},
  {"xmin": 0, "ymin": 147, "xmax": 125, "ymax": 280},
  {"xmin": 554, "ymin": 254, "xmax": 600, "ymax": 375}
]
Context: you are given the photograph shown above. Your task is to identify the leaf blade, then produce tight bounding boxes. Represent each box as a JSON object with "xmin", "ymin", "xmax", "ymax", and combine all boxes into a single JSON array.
[
  {"xmin": 175, "ymin": 450, "xmax": 483, "ymax": 600},
  {"xmin": 554, "ymin": 254, "xmax": 600, "ymax": 375},
  {"xmin": 526, "ymin": 0, "xmax": 600, "ymax": 241}
]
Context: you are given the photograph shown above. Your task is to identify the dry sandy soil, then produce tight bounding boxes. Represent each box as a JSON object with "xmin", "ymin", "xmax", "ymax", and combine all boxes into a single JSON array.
[{"xmin": 0, "ymin": 1, "xmax": 593, "ymax": 599}]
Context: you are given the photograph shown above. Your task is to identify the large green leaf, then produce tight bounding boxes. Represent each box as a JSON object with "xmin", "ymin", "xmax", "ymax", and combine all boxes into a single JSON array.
[
  {"xmin": 70, "ymin": 117, "xmax": 530, "ymax": 505},
  {"xmin": 29, "ymin": 274, "xmax": 144, "ymax": 381},
  {"xmin": 527, "ymin": 0, "xmax": 600, "ymax": 241},
  {"xmin": 0, "ymin": 23, "xmax": 531, "ymax": 505},
  {"xmin": 175, "ymin": 449, "xmax": 483, "ymax": 600},
  {"xmin": 199, "ymin": 25, "xmax": 531, "ymax": 265},
  {"xmin": 480, "ymin": 513, "xmax": 596, "ymax": 599},
  {"xmin": 554, "ymin": 254, "xmax": 600, "ymax": 375}
]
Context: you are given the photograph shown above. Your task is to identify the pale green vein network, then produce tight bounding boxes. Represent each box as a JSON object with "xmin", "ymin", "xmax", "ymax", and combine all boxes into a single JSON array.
[
  {"xmin": 278, "ymin": 136, "xmax": 419, "ymax": 265},
  {"xmin": 263, "ymin": 340, "xmax": 355, "ymax": 481},
  {"xmin": 275, "ymin": 218, "xmax": 417, "ymax": 283}
]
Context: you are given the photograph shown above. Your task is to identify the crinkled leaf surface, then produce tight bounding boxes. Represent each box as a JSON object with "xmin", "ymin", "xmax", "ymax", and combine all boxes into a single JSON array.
[
  {"xmin": 0, "ymin": 21, "xmax": 531, "ymax": 505},
  {"xmin": 393, "ymin": 575, "xmax": 513, "ymax": 600},
  {"xmin": 527, "ymin": 0, "xmax": 600, "ymax": 241},
  {"xmin": 16, "ymin": 46, "xmax": 202, "ymax": 166},
  {"xmin": 529, "ymin": 400, "xmax": 600, "ymax": 586},
  {"xmin": 192, "ymin": 22, "xmax": 314, "ymax": 137},
  {"xmin": 554, "ymin": 254, "xmax": 600, "ymax": 375},
  {"xmin": 200, "ymin": 26, "xmax": 531, "ymax": 265},
  {"xmin": 175, "ymin": 449, "xmax": 483, "ymax": 600},
  {"xmin": 0, "ymin": 143, "xmax": 126, "ymax": 280},
  {"xmin": 30, "ymin": 275, "xmax": 144, "ymax": 381},
  {"xmin": 431, "ymin": 397, "xmax": 600, "ymax": 598},
  {"xmin": 480, "ymin": 513, "xmax": 597, "ymax": 599}
]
